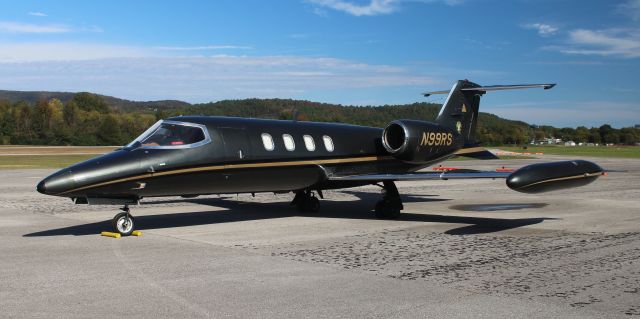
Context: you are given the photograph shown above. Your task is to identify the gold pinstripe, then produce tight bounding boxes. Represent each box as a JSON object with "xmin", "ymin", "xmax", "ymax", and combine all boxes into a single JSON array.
[
  {"xmin": 519, "ymin": 172, "xmax": 602, "ymax": 189},
  {"xmin": 58, "ymin": 155, "xmax": 394, "ymax": 195}
]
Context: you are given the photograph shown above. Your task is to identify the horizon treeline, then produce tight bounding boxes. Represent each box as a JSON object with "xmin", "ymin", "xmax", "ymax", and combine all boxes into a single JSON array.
[{"xmin": 0, "ymin": 93, "xmax": 638, "ymax": 146}]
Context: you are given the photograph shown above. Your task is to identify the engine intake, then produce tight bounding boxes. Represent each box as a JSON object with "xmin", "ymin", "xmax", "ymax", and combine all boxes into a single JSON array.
[
  {"xmin": 382, "ymin": 121, "xmax": 409, "ymax": 154},
  {"xmin": 382, "ymin": 120, "xmax": 458, "ymax": 163}
]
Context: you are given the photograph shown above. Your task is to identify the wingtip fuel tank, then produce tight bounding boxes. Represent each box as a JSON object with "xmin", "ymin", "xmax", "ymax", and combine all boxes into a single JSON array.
[{"xmin": 507, "ymin": 160, "xmax": 603, "ymax": 193}]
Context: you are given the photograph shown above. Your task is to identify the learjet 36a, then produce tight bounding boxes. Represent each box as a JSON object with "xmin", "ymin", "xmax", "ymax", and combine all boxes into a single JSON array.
[{"xmin": 37, "ymin": 80, "xmax": 604, "ymax": 236}]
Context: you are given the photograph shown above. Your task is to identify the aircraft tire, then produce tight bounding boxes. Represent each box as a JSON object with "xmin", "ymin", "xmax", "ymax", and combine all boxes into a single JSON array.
[
  {"xmin": 113, "ymin": 212, "xmax": 135, "ymax": 236},
  {"xmin": 374, "ymin": 201, "xmax": 401, "ymax": 219},
  {"xmin": 297, "ymin": 196, "xmax": 320, "ymax": 213},
  {"xmin": 307, "ymin": 196, "xmax": 320, "ymax": 213}
]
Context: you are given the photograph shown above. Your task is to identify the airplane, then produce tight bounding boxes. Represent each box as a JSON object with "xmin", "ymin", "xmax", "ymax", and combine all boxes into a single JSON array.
[{"xmin": 36, "ymin": 80, "xmax": 604, "ymax": 236}]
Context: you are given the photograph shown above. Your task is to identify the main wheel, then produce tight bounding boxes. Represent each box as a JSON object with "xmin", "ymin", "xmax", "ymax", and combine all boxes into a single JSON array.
[
  {"xmin": 306, "ymin": 196, "xmax": 320, "ymax": 213},
  {"xmin": 113, "ymin": 212, "xmax": 135, "ymax": 236},
  {"xmin": 374, "ymin": 201, "xmax": 401, "ymax": 219},
  {"xmin": 296, "ymin": 196, "xmax": 320, "ymax": 213}
]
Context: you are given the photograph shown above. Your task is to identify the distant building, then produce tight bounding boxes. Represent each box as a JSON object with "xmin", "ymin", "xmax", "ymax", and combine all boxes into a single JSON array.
[
  {"xmin": 532, "ymin": 137, "xmax": 566, "ymax": 145},
  {"xmin": 536, "ymin": 137, "xmax": 563, "ymax": 145}
]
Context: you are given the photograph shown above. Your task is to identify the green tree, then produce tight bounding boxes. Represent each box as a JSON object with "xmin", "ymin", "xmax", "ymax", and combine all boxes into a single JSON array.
[
  {"xmin": 97, "ymin": 114, "xmax": 124, "ymax": 145},
  {"xmin": 599, "ymin": 124, "xmax": 613, "ymax": 143},
  {"xmin": 63, "ymin": 100, "xmax": 79, "ymax": 126},
  {"xmin": 0, "ymin": 100, "xmax": 13, "ymax": 144},
  {"xmin": 72, "ymin": 92, "xmax": 109, "ymax": 113},
  {"xmin": 575, "ymin": 126, "xmax": 590, "ymax": 143},
  {"xmin": 589, "ymin": 128, "xmax": 602, "ymax": 144},
  {"xmin": 13, "ymin": 102, "xmax": 34, "ymax": 143}
]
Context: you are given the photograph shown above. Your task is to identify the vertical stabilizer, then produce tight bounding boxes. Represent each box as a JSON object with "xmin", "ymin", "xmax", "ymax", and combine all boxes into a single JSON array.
[
  {"xmin": 424, "ymin": 80, "xmax": 555, "ymax": 148},
  {"xmin": 433, "ymin": 80, "xmax": 483, "ymax": 145}
]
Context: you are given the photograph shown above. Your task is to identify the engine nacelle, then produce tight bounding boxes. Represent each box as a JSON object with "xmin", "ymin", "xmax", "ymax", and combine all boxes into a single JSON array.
[
  {"xmin": 507, "ymin": 160, "xmax": 603, "ymax": 193},
  {"xmin": 382, "ymin": 120, "xmax": 458, "ymax": 163}
]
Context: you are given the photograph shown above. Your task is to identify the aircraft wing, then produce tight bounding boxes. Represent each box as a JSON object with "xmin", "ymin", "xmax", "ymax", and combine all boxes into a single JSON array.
[
  {"xmin": 328, "ymin": 170, "xmax": 511, "ymax": 182},
  {"xmin": 328, "ymin": 160, "xmax": 604, "ymax": 194}
]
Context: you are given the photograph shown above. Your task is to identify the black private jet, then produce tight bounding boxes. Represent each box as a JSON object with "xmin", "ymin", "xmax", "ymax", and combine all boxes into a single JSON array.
[{"xmin": 37, "ymin": 80, "xmax": 604, "ymax": 235}]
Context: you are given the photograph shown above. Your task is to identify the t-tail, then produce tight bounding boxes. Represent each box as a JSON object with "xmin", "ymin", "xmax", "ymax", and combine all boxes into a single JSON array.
[{"xmin": 425, "ymin": 80, "xmax": 555, "ymax": 159}]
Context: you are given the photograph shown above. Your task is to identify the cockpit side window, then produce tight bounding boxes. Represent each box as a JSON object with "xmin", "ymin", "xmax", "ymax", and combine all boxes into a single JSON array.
[
  {"xmin": 142, "ymin": 123, "xmax": 205, "ymax": 146},
  {"xmin": 128, "ymin": 120, "xmax": 210, "ymax": 149}
]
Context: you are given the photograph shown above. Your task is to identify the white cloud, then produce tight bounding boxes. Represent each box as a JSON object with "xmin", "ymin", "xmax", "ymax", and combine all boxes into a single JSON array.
[
  {"xmin": 549, "ymin": 28, "xmax": 640, "ymax": 58},
  {"xmin": 0, "ymin": 21, "xmax": 71, "ymax": 33},
  {"xmin": 309, "ymin": 0, "xmax": 398, "ymax": 16},
  {"xmin": 288, "ymin": 33, "xmax": 311, "ymax": 39},
  {"xmin": 536, "ymin": 2, "xmax": 640, "ymax": 59},
  {"xmin": 0, "ymin": 43, "xmax": 150, "ymax": 62},
  {"xmin": 0, "ymin": 52, "xmax": 439, "ymax": 103},
  {"xmin": 0, "ymin": 21, "xmax": 103, "ymax": 34},
  {"xmin": 81, "ymin": 25, "xmax": 104, "ymax": 33},
  {"xmin": 308, "ymin": 0, "xmax": 459, "ymax": 17},
  {"xmin": 28, "ymin": 12, "xmax": 47, "ymax": 17},
  {"xmin": 617, "ymin": 0, "xmax": 640, "ymax": 21},
  {"xmin": 522, "ymin": 23, "xmax": 558, "ymax": 36},
  {"xmin": 154, "ymin": 45, "xmax": 252, "ymax": 51}
]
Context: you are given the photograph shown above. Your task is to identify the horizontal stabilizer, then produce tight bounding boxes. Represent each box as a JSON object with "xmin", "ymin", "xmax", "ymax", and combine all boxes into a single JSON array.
[
  {"xmin": 424, "ymin": 83, "xmax": 555, "ymax": 96},
  {"xmin": 454, "ymin": 147, "xmax": 499, "ymax": 160}
]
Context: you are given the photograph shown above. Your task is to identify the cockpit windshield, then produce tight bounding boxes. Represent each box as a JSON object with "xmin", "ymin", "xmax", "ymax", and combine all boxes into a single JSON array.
[{"xmin": 127, "ymin": 120, "xmax": 210, "ymax": 149}]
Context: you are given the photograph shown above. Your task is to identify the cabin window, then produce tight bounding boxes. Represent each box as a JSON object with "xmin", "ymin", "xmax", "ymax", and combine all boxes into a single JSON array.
[
  {"xmin": 261, "ymin": 133, "xmax": 275, "ymax": 151},
  {"xmin": 283, "ymin": 134, "xmax": 295, "ymax": 151},
  {"xmin": 303, "ymin": 135, "xmax": 315, "ymax": 151},
  {"xmin": 323, "ymin": 135, "xmax": 334, "ymax": 152},
  {"xmin": 139, "ymin": 121, "xmax": 206, "ymax": 147}
]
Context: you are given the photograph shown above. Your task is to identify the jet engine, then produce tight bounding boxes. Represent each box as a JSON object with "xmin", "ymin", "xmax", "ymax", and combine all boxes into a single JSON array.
[
  {"xmin": 382, "ymin": 120, "xmax": 457, "ymax": 163},
  {"xmin": 507, "ymin": 160, "xmax": 603, "ymax": 193}
]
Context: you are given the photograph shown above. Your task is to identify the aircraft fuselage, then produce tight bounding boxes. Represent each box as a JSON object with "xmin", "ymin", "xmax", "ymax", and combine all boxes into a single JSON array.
[{"xmin": 37, "ymin": 116, "xmax": 460, "ymax": 203}]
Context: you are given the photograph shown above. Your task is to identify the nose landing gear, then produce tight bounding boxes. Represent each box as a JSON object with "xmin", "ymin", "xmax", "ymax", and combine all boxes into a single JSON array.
[{"xmin": 112, "ymin": 205, "xmax": 135, "ymax": 236}]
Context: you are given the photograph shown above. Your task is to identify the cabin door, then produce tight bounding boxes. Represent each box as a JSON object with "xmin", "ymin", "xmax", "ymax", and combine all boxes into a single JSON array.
[{"xmin": 219, "ymin": 127, "xmax": 252, "ymax": 161}]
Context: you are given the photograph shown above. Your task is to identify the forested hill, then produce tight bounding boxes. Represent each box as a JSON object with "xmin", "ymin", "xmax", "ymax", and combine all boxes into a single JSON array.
[
  {"xmin": 0, "ymin": 91, "xmax": 637, "ymax": 146},
  {"xmin": 0, "ymin": 90, "xmax": 189, "ymax": 111}
]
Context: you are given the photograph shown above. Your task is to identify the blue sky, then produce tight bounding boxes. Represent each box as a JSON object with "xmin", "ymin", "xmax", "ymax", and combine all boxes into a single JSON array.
[{"xmin": 0, "ymin": 0, "xmax": 638, "ymax": 127}]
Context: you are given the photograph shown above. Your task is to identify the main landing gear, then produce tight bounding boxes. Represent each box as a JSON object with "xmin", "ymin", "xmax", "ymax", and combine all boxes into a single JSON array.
[
  {"xmin": 291, "ymin": 190, "xmax": 320, "ymax": 213},
  {"xmin": 112, "ymin": 205, "xmax": 135, "ymax": 236},
  {"xmin": 374, "ymin": 181, "xmax": 403, "ymax": 219}
]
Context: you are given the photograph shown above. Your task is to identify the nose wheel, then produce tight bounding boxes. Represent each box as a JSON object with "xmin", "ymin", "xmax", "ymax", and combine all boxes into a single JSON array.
[{"xmin": 112, "ymin": 205, "xmax": 135, "ymax": 236}]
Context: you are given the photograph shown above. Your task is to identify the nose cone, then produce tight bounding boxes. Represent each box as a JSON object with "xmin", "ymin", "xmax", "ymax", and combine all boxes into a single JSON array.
[
  {"xmin": 36, "ymin": 179, "xmax": 47, "ymax": 194},
  {"xmin": 36, "ymin": 169, "xmax": 76, "ymax": 196},
  {"xmin": 36, "ymin": 149, "xmax": 144, "ymax": 197}
]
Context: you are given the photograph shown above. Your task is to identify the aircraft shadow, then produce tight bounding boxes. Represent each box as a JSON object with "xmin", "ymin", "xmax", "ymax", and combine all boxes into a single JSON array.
[{"xmin": 24, "ymin": 193, "xmax": 554, "ymax": 237}]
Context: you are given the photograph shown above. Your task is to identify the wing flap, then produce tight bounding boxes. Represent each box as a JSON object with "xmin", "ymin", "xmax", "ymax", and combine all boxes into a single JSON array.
[{"xmin": 328, "ymin": 171, "xmax": 511, "ymax": 182}]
